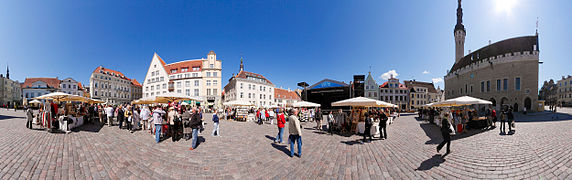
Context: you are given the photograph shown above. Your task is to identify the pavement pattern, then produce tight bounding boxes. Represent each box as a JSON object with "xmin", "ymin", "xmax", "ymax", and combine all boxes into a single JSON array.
[{"xmin": 1, "ymin": 108, "xmax": 572, "ymax": 179}]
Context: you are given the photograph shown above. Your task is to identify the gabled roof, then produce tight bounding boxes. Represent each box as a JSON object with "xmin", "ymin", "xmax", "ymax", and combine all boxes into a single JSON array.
[
  {"xmin": 22, "ymin": 78, "xmax": 60, "ymax": 89},
  {"xmin": 164, "ymin": 60, "xmax": 203, "ymax": 75},
  {"xmin": 309, "ymin": 79, "xmax": 348, "ymax": 90},
  {"xmin": 274, "ymin": 88, "xmax": 301, "ymax": 101},
  {"xmin": 450, "ymin": 35, "xmax": 538, "ymax": 73},
  {"xmin": 403, "ymin": 80, "xmax": 437, "ymax": 93},
  {"xmin": 154, "ymin": 52, "xmax": 166, "ymax": 66},
  {"xmin": 235, "ymin": 70, "xmax": 273, "ymax": 85}
]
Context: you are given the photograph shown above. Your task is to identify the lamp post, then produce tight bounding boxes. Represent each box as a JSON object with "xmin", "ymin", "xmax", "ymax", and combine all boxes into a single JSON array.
[{"xmin": 297, "ymin": 82, "xmax": 309, "ymax": 101}]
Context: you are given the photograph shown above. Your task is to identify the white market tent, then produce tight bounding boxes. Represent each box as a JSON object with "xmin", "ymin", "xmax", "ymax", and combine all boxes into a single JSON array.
[
  {"xmin": 431, "ymin": 96, "xmax": 492, "ymax": 107},
  {"xmin": 223, "ymin": 100, "xmax": 254, "ymax": 107},
  {"xmin": 29, "ymin": 99, "xmax": 42, "ymax": 104},
  {"xmin": 292, "ymin": 101, "xmax": 321, "ymax": 108},
  {"xmin": 331, "ymin": 97, "xmax": 397, "ymax": 107},
  {"xmin": 35, "ymin": 92, "xmax": 85, "ymax": 102},
  {"xmin": 155, "ymin": 92, "xmax": 200, "ymax": 103}
]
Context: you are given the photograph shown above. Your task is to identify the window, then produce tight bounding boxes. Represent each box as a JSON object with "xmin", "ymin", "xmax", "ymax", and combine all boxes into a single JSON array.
[
  {"xmin": 181, "ymin": 68, "xmax": 188, "ymax": 72},
  {"xmin": 260, "ymin": 94, "xmax": 263, "ymax": 99},
  {"xmin": 240, "ymin": 92, "xmax": 243, "ymax": 98},
  {"xmin": 194, "ymin": 80, "xmax": 199, "ymax": 86},
  {"xmin": 497, "ymin": 80, "xmax": 501, "ymax": 91},
  {"xmin": 194, "ymin": 89, "xmax": 199, "ymax": 96},
  {"xmin": 515, "ymin": 77, "xmax": 521, "ymax": 90},
  {"xmin": 253, "ymin": 85, "xmax": 255, "ymax": 90},
  {"xmin": 185, "ymin": 81, "xmax": 190, "ymax": 87},
  {"xmin": 213, "ymin": 72, "xmax": 217, "ymax": 77},
  {"xmin": 465, "ymin": 84, "xmax": 468, "ymax": 94},
  {"xmin": 240, "ymin": 83, "xmax": 243, "ymax": 89},
  {"xmin": 206, "ymin": 80, "xmax": 211, "ymax": 86},
  {"xmin": 263, "ymin": 87, "xmax": 266, "ymax": 91},
  {"xmin": 151, "ymin": 71, "xmax": 155, "ymax": 76},
  {"xmin": 162, "ymin": 84, "xmax": 166, "ymax": 89},
  {"xmin": 207, "ymin": 89, "xmax": 211, "ymax": 96},
  {"xmin": 470, "ymin": 85, "xmax": 473, "ymax": 93},
  {"xmin": 156, "ymin": 85, "xmax": 160, "ymax": 90},
  {"xmin": 503, "ymin": 79, "xmax": 508, "ymax": 91},
  {"xmin": 481, "ymin": 82, "xmax": 485, "ymax": 92},
  {"xmin": 192, "ymin": 73, "xmax": 198, "ymax": 77},
  {"xmin": 192, "ymin": 67, "xmax": 200, "ymax": 71},
  {"xmin": 176, "ymin": 82, "xmax": 181, "ymax": 88},
  {"xmin": 171, "ymin": 69, "xmax": 177, "ymax": 73},
  {"xmin": 206, "ymin": 72, "xmax": 211, "ymax": 77},
  {"xmin": 151, "ymin": 86, "xmax": 154, "ymax": 90},
  {"xmin": 209, "ymin": 64, "xmax": 214, "ymax": 68},
  {"xmin": 185, "ymin": 74, "xmax": 190, "ymax": 78},
  {"xmin": 249, "ymin": 84, "xmax": 252, "ymax": 90},
  {"xmin": 151, "ymin": 92, "xmax": 154, "ymax": 96},
  {"xmin": 160, "ymin": 77, "xmax": 164, "ymax": 82},
  {"xmin": 486, "ymin": 81, "xmax": 490, "ymax": 92},
  {"xmin": 213, "ymin": 80, "xmax": 218, "ymax": 86},
  {"xmin": 260, "ymin": 86, "xmax": 262, "ymax": 91},
  {"xmin": 213, "ymin": 89, "xmax": 217, "ymax": 95},
  {"xmin": 248, "ymin": 93, "xmax": 252, "ymax": 98},
  {"xmin": 185, "ymin": 89, "xmax": 190, "ymax": 96}
]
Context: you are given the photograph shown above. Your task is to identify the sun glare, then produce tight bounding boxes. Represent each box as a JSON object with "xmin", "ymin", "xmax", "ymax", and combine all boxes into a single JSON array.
[{"xmin": 495, "ymin": 0, "xmax": 517, "ymax": 14}]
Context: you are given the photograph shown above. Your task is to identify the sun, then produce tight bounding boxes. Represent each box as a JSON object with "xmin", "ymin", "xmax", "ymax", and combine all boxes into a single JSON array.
[{"xmin": 495, "ymin": 0, "xmax": 517, "ymax": 14}]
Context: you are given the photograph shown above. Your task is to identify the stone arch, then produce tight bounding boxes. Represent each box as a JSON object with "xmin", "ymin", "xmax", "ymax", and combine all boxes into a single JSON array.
[
  {"xmin": 489, "ymin": 98, "xmax": 496, "ymax": 107},
  {"xmin": 524, "ymin": 97, "xmax": 532, "ymax": 111}
]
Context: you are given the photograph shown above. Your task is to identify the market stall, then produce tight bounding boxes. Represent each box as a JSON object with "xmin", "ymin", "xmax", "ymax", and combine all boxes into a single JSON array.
[
  {"xmin": 292, "ymin": 101, "xmax": 321, "ymax": 122},
  {"xmin": 223, "ymin": 100, "xmax": 253, "ymax": 121},
  {"xmin": 331, "ymin": 97, "xmax": 397, "ymax": 135},
  {"xmin": 430, "ymin": 96, "xmax": 493, "ymax": 130}
]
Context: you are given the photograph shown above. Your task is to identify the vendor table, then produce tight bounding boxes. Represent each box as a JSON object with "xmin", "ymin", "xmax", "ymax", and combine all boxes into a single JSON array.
[{"xmin": 467, "ymin": 117, "xmax": 487, "ymax": 129}]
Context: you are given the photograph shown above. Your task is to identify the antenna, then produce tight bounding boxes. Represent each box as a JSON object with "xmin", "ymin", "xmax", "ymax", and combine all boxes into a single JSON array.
[{"xmin": 536, "ymin": 17, "xmax": 539, "ymax": 35}]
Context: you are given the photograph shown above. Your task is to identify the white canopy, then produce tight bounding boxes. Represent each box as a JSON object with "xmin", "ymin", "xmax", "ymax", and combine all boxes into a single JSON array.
[
  {"xmin": 264, "ymin": 105, "xmax": 280, "ymax": 109},
  {"xmin": 35, "ymin": 92, "xmax": 85, "ymax": 102},
  {"xmin": 132, "ymin": 97, "xmax": 156, "ymax": 104},
  {"xmin": 29, "ymin": 99, "xmax": 42, "ymax": 104},
  {"xmin": 432, "ymin": 96, "xmax": 492, "ymax": 107},
  {"xmin": 292, "ymin": 101, "xmax": 321, "ymax": 108},
  {"xmin": 155, "ymin": 92, "xmax": 201, "ymax": 103},
  {"xmin": 223, "ymin": 100, "xmax": 254, "ymax": 106},
  {"xmin": 331, "ymin": 97, "xmax": 397, "ymax": 107}
]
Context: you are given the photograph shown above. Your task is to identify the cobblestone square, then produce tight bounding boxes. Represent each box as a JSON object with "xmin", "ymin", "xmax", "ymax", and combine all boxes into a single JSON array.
[{"xmin": 1, "ymin": 108, "xmax": 572, "ymax": 179}]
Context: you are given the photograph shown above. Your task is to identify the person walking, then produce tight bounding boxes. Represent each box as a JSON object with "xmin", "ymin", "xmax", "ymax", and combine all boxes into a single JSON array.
[
  {"xmin": 500, "ymin": 109, "xmax": 507, "ymax": 134},
  {"xmin": 288, "ymin": 109, "xmax": 302, "ymax": 158},
  {"xmin": 105, "ymin": 105, "xmax": 114, "ymax": 127},
  {"xmin": 363, "ymin": 112, "xmax": 374, "ymax": 143},
  {"xmin": 315, "ymin": 108, "xmax": 322, "ymax": 131},
  {"xmin": 125, "ymin": 106, "xmax": 133, "ymax": 131},
  {"xmin": 212, "ymin": 110, "xmax": 220, "ymax": 136},
  {"xmin": 152, "ymin": 107, "xmax": 166, "ymax": 143},
  {"xmin": 491, "ymin": 108, "xmax": 497, "ymax": 127},
  {"xmin": 140, "ymin": 106, "xmax": 151, "ymax": 131},
  {"xmin": 507, "ymin": 107, "xmax": 514, "ymax": 132},
  {"xmin": 265, "ymin": 109, "xmax": 270, "ymax": 124},
  {"xmin": 379, "ymin": 109, "xmax": 388, "ymax": 140},
  {"xmin": 167, "ymin": 107, "xmax": 179, "ymax": 142},
  {"xmin": 131, "ymin": 107, "xmax": 140, "ymax": 133},
  {"xmin": 117, "ymin": 105, "xmax": 125, "ymax": 129},
  {"xmin": 26, "ymin": 107, "xmax": 34, "ymax": 129},
  {"xmin": 274, "ymin": 109, "xmax": 286, "ymax": 143},
  {"xmin": 189, "ymin": 107, "xmax": 202, "ymax": 150},
  {"xmin": 437, "ymin": 113, "xmax": 452, "ymax": 155},
  {"xmin": 327, "ymin": 111, "xmax": 334, "ymax": 135},
  {"xmin": 181, "ymin": 107, "xmax": 192, "ymax": 140}
]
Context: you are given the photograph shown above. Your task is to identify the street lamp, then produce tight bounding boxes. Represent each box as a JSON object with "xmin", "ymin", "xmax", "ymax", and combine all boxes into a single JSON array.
[{"xmin": 297, "ymin": 82, "xmax": 309, "ymax": 101}]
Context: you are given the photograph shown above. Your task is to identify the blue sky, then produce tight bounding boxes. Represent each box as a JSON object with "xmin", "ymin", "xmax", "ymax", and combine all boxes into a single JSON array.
[{"xmin": 0, "ymin": 0, "xmax": 570, "ymax": 90}]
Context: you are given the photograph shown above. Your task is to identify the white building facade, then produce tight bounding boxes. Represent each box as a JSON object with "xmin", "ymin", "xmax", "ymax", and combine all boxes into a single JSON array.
[
  {"xmin": 89, "ymin": 66, "xmax": 135, "ymax": 104},
  {"xmin": 380, "ymin": 75, "xmax": 409, "ymax": 110},
  {"xmin": 60, "ymin": 78, "xmax": 84, "ymax": 96},
  {"xmin": 223, "ymin": 59, "xmax": 275, "ymax": 107},
  {"xmin": 142, "ymin": 51, "xmax": 222, "ymax": 107},
  {"xmin": 22, "ymin": 78, "xmax": 60, "ymax": 101},
  {"xmin": 364, "ymin": 72, "xmax": 379, "ymax": 100}
]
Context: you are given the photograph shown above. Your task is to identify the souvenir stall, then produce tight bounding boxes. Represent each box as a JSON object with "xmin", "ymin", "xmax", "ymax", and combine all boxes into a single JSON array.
[
  {"xmin": 331, "ymin": 97, "xmax": 397, "ymax": 135},
  {"xmin": 35, "ymin": 92, "xmax": 88, "ymax": 133},
  {"xmin": 430, "ymin": 96, "xmax": 493, "ymax": 132},
  {"xmin": 292, "ymin": 101, "xmax": 321, "ymax": 122},
  {"xmin": 223, "ymin": 100, "xmax": 254, "ymax": 122}
]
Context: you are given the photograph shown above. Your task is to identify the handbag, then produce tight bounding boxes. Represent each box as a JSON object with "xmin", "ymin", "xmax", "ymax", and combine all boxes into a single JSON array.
[{"xmin": 448, "ymin": 123, "xmax": 456, "ymax": 135}]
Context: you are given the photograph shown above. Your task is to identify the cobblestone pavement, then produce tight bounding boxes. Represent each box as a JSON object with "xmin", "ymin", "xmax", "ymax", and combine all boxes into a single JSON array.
[{"xmin": 1, "ymin": 108, "xmax": 572, "ymax": 179}]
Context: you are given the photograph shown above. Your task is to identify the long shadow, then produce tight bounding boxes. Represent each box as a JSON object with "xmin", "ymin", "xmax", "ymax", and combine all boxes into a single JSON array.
[
  {"xmin": 340, "ymin": 140, "xmax": 362, "ymax": 146},
  {"xmin": 264, "ymin": 135, "xmax": 275, "ymax": 142},
  {"xmin": 271, "ymin": 143, "xmax": 291, "ymax": 156},
  {"xmin": 419, "ymin": 123, "xmax": 490, "ymax": 144},
  {"xmin": 415, "ymin": 155, "xmax": 446, "ymax": 171},
  {"xmin": 0, "ymin": 114, "xmax": 20, "ymax": 120}
]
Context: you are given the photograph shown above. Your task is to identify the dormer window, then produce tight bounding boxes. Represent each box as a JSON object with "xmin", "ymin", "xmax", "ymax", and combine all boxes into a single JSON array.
[
  {"xmin": 171, "ymin": 69, "xmax": 177, "ymax": 73},
  {"xmin": 181, "ymin": 68, "xmax": 188, "ymax": 72}
]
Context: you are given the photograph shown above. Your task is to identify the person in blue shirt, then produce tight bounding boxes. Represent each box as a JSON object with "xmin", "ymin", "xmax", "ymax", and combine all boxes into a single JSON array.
[{"xmin": 212, "ymin": 110, "xmax": 220, "ymax": 136}]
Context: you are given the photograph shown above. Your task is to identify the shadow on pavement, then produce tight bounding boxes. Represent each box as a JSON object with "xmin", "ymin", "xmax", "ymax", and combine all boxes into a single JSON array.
[
  {"xmin": 515, "ymin": 112, "xmax": 572, "ymax": 122},
  {"xmin": 420, "ymin": 123, "xmax": 490, "ymax": 144},
  {"xmin": 71, "ymin": 122, "xmax": 103, "ymax": 133},
  {"xmin": 0, "ymin": 114, "xmax": 20, "ymax": 120},
  {"xmin": 340, "ymin": 140, "xmax": 362, "ymax": 146},
  {"xmin": 265, "ymin": 135, "xmax": 275, "ymax": 142},
  {"xmin": 415, "ymin": 154, "xmax": 446, "ymax": 171},
  {"xmin": 271, "ymin": 143, "xmax": 291, "ymax": 156}
]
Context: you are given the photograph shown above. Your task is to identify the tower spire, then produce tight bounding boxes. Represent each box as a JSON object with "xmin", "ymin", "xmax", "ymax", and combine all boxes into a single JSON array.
[
  {"xmin": 454, "ymin": 0, "xmax": 465, "ymax": 33},
  {"xmin": 6, "ymin": 65, "xmax": 9, "ymax": 79},
  {"xmin": 239, "ymin": 56, "xmax": 244, "ymax": 72},
  {"xmin": 454, "ymin": 0, "xmax": 466, "ymax": 64}
]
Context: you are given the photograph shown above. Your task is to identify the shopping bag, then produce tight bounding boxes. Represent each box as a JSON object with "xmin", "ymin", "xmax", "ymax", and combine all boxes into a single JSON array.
[
  {"xmin": 457, "ymin": 124, "xmax": 463, "ymax": 133},
  {"xmin": 449, "ymin": 123, "xmax": 456, "ymax": 135}
]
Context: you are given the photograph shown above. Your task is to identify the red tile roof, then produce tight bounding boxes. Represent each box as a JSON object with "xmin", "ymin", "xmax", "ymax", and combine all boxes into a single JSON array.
[
  {"xmin": 235, "ymin": 71, "xmax": 273, "ymax": 85},
  {"xmin": 77, "ymin": 82, "xmax": 83, "ymax": 90},
  {"xmin": 131, "ymin": 79, "xmax": 142, "ymax": 87},
  {"xmin": 404, "ymin": 80, "xmax": 438, "ymax": 93},
  {"xmin": 21, "ymin": 78, "xmax": 60, "ymax": 89},
  {"xmin": 163, "ymin": 60, "xmax": 203, "ymax": 75},
  {"xmin": 93, "ymin": 66, "xmax": 130, "ymax": 80},
  {"xmin": 379, "ymin": 81, "xmax": 407, "ymax": 89},
  {"xmin": 274, "ymin": 88, "xmax": 301, "ymax": 100}
]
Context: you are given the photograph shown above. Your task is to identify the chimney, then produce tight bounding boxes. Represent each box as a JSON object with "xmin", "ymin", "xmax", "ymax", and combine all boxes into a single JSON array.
[{"xmin": 489, "ymin": 40, "xmax": 491, "ymax": 45}]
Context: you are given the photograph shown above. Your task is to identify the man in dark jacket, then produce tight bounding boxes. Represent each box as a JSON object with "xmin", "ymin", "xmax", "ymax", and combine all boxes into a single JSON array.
[
  {"xmin": 437, "ymin": 114, "xmax": 452, "ymax": 156},
  {"xmin": 362, "ymin": 112, "xmax": 373, "ymax": 143},
  {"xmin": 117, "ymin": 106, "xmax": 125, "ymax": 129},
  {"xmin": 189, "ymin": 107, "xmax": 202, "ymax": 150},
  {"xmin": 379, "ymin": 109, "xmax": 388, "ymax": 140},
  {"xmin": 181, "ymin": 108, "xmax": 192, "ymax": 140}
]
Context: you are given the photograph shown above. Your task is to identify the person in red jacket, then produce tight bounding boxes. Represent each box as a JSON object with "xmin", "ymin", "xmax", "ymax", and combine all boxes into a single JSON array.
[{"xmin": 274, "ymin": 109, "xmax": 286, "ymax": 143}]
